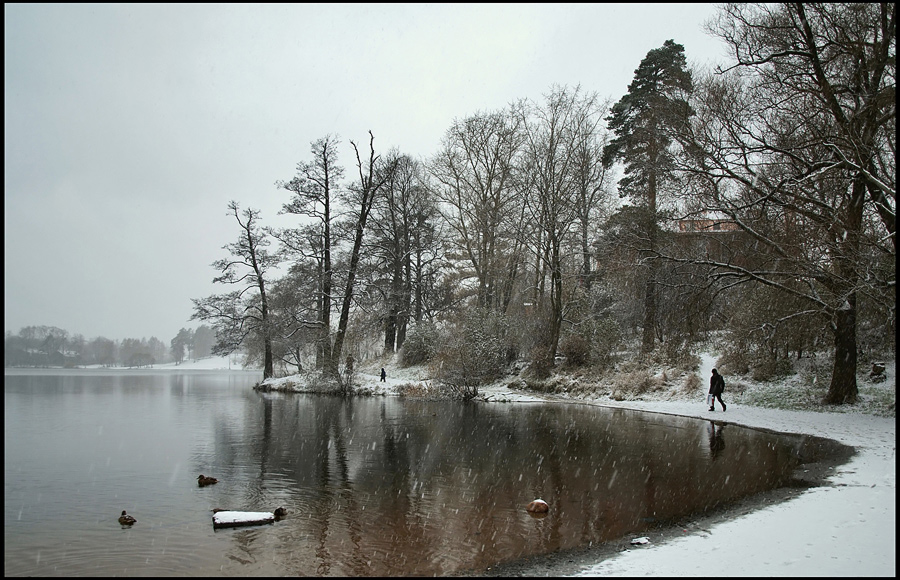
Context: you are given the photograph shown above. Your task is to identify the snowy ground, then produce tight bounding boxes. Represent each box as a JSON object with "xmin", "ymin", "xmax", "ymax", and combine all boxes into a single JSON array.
[
  {"xmin": 125, "ymin": 354, "xmax": 257, "ymax": 371},
  {"xmin": 201, "ymin": 353, "xmax": 896, "ymax": 576}
]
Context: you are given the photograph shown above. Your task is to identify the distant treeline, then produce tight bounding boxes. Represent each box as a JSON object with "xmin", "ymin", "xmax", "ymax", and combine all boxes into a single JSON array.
[{"xmin": 4, "ymin": 325, "xmax": 216, "ymax": 368}]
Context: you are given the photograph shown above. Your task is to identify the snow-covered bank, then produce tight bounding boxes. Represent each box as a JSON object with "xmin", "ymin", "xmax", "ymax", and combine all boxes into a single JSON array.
[
  {"xmin": 9, "ymin": 356, "xmax": 262, "ymax": 373},
  {"xmin": 152, "ymin": 354, "xmax": 259, "ymax": 371}
]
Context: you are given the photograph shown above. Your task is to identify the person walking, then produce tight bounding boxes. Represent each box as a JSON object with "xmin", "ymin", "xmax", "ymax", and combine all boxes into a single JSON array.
[
  {"xmin": 708, "ymin": 368, "xmax": 726, "ymax": 411},
  {"xmin": 380, "ymin": 367, "xmax": 386, "ymax": 382}
]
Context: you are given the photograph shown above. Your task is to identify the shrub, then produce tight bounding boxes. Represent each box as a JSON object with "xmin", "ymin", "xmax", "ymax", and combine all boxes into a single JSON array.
[
  {"xmin": 559, "ymin": 334, "xmax": 590, "ymax": 367},
  {"xmin": 717, "ymin": 348, "xmax": 751, "ymax": 376},
  {"xmin": 750, "ymin": 356, "xmax": 794, "ymax": 381},
  {"xmin": 589, "ymin": 318, "xmax": 622, "ymax": 371},
  {"xmin": 662, "ymin": 334, "xmax": 698, "ymax": 368},
  {"xmin": 434, "ymin": 308, "xmax": 512, "ymax": 399},
  {"xmin": 395, "ymin": 381, "xmax": 440, "ymax": 398},
  {"xmin": 682, "ymin": 372, "xmax": 702, "ymax": 394},
  {"xmin": 400, "ymin": 321, "xmax": 439, "ymax": 366},
  {"xmin": 527, "ymin": 346, "xmax": 553, "ymax": 379},
  {"xmin": 608, "ymin": 369, "xmax": 661, "ymax": 400}
]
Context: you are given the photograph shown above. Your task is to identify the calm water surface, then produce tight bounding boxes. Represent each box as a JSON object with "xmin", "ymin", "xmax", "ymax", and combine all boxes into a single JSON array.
[{"xmin": 5, "ymin": 369, "xmax": 825, "ymax": 576}]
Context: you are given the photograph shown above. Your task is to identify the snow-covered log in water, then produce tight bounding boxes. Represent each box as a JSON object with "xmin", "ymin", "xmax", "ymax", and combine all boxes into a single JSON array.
[{"xmin": 212, "ymin": 510, "xmax": 275, "ymax": 529}]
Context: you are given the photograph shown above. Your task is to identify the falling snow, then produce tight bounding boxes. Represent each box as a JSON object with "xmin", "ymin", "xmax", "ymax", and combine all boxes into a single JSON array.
[{"xmin": 178, "ymin": 353, "xmax": 895, "ymax": 576}]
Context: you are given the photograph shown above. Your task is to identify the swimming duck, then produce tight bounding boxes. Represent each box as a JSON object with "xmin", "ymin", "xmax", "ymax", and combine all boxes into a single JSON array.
[
  {"xmin": 197, "ymin": 474, "xmax": 218, "ymax": 486},
  {"xmin": 118, "ymin": 510, "xmax": 137, "ymax": 525},
  {"xmin": 274, "ymin": 507, "xmax": 287, "ymax": 518},
  {"xmin": 526, "ymin": 499, "xmax": 549, "ymax": 514}
]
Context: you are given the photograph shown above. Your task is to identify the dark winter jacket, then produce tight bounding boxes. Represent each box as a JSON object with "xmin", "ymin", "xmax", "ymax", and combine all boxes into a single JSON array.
[{"xmin": 709, "ymin": 371, "xmax": 725, "ymax": 395}]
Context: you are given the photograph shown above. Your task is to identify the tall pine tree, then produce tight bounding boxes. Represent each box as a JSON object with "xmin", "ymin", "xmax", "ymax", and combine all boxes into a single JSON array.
[{"xmin": 603, "ymin": 39, "xmax": 693, "ymax": 354}]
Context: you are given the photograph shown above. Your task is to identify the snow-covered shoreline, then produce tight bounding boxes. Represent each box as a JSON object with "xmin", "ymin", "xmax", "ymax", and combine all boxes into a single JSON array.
[{"xmin": 558, "ymin": 399, "xmax": 895, "ymax": 576}]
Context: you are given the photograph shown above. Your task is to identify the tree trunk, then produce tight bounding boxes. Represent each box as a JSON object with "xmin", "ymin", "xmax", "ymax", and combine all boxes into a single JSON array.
[
  {"xmin": 397, "ymin": 256, "xmax": 412, "ymax": 350},
  {"xmin": 319, "ymin": 199, "xmax": 333, "ymax": 371},
  {"xmin": 824, "ymin": 175, "xmax": 865, "ymax": 404},
  {"xmin": 383, "ymin": 247, "xmax": 403, "ymax": 353},
  {"xmin": 263, "ymin": 336, "xmax": 274, "ymax": 379},
  {"xmin": 580, "ymin": 209, "xmax": 592, "ymax": 291},
  {"xmin": 414, "ymin": 242, "xmax": 424, "ymax": 322},
  {"xmin": 641, "ymin": 165, "xmax": 658, "ymax": 355},
  {"xmin": 641, "ymin": 278, "xmax": 657, "ymax": 355},
  {"xmin": 259, "ymin": 284, "xmax": 274, "ymax": 379},
  {"xmin": 328, "ymin": 223, "xmax": 365, "ymax": 377},
  {"xmin": 825, "ymin": 302, "xmax": 858, "ymax": 404},
  {"xmin": 383, "ymin": 311, "xmax": 397, "ymax": 353},
  {"xmin": 548, "ymin": 237, "xmax": 563, "ymax": 363}
]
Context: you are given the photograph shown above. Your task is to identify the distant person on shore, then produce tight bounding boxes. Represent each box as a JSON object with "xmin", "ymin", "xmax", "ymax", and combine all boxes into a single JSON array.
[
  {"xmin": 708, "ymin": 368, "xmax": 726, "ymax": 411},
  {"xmin": 380, "ymin": 367, "xmax": 386, "ymax": 382}
]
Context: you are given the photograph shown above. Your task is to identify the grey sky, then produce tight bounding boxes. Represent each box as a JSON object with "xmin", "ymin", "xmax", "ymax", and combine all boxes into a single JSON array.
[{"xmin": 4, "ymin": 3, "xmax": 728, "ymax": 342}]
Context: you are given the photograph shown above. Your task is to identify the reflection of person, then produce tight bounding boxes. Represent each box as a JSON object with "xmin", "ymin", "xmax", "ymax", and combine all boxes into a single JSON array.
[
  {"xmin": 380, "ymin": 367, "xmax": 386, "ymax": 382},
  {"xmin": 707, "ymin": 421, "xmax": 726, "ymax": 460},
  {"xmin": 708, "ymin": 368, "xmax": 726, "ymax": 411}
]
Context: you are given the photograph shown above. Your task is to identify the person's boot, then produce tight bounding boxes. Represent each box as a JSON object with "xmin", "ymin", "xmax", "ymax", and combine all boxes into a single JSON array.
[
  {"xmin": 709, "ymin": 406, "xmax": 715, "ymax": 411},
  {"xmin": 722, "ymin": 402, "xmax": 726, "ymax": 411}
]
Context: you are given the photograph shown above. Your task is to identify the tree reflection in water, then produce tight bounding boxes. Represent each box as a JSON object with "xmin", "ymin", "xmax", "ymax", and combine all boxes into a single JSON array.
[{"xmin": 209, "ymin": 394, "xmax": 836, "ymax": 576}]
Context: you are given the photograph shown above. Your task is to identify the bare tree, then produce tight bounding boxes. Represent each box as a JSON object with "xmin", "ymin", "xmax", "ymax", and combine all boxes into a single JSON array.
[
  {"xmin": 367, "ymin": 152, "xmax": 441, "ymax": 353},
  {"xmin": 191, "ymin": 201, "xmax": 278, "ymax": 379},
  {"xmin": 519, "ymin": 84, "xmax": 607, "ymax": 363},
  {"xmin": 265, "ymin": 260, "xmax": 322, "ymax": 374},
  {"xmin": 327, "ymin": 131, "xmax": 393, "ymax": 382},
  {"xmin": 275, "ymin": 135, "xmax": 344, "ymax": 370},
  {"xmin": 571, "ymin": 104, "xmax": 615, "ymax": 290},
  {"xmin": 429, "ymin": 106, "xmax": 526, "ymax": 313},
  {"xmin": 673, "ymin": 3, "xmax": 895, "ymax": 403}
]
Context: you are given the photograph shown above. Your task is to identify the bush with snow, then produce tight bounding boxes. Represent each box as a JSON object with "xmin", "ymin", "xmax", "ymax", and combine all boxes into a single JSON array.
[
  {"xmin": 434, "ymin": 308, "xmax": 514, "ymax": 400},
  {"xmin": 400, "ymin": 321, "xmax": 439, "ymax": 366}
]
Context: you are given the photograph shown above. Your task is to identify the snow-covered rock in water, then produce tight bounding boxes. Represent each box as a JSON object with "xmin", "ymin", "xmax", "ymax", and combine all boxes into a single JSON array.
[{"xmin": 526, "ymin": 499, "xmax": 549, "ymax": 513}]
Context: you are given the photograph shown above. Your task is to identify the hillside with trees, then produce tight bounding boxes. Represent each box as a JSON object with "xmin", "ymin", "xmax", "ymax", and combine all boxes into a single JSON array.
[
  {"xmin": 11, "ymin": 5, "xmax": 889, "ymax": 410},
  {"xmin": 190, "ymin": 4, "xmax": 893, "ymax": 405}
]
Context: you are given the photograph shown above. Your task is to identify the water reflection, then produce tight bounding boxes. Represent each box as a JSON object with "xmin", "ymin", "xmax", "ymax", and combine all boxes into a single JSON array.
[
  {"xmin": 4, "ymin": 372, "xmax": 850, "ymax": 577},
  {"xmin": 212, "ymin": 395, "xmax": 825, "ymax": 576},
  {"xmin": 708, "ymin": 421, "xmax": 726, "ymax": 461}
]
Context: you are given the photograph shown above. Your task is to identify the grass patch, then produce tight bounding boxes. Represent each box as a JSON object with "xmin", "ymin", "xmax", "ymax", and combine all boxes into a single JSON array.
[
  {"xmin": 395, "ymin": 381, "xmax": 442, "ymax": 399},
  {"xmin": 608, "ymin": 370, "xmax": 664, "ymax": 400}
]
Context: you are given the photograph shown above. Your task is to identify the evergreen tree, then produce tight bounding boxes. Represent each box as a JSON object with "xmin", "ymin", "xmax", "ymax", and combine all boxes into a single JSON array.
[{"xmin": 603, "ymin": 39, "xmax": 693, "ymax": 354}]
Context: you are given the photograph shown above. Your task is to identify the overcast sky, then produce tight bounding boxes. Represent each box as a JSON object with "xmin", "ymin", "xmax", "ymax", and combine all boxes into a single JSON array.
[{"xmin": 4, "ymin": 3, "xmax": 729, "ymax": 342}]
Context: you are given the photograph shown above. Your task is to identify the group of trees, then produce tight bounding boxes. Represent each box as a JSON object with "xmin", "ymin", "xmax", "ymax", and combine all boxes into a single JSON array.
[
  {"xmin": 672, "ymin": 3, "xmax": 895, "ymax": 403},
  {"xmin": 4, "ymin": 324, "xmax": 217, "ymax": 368},
  {"xmin": 193, "ymin": 3, "xmax": 894, "ymax": 404}
]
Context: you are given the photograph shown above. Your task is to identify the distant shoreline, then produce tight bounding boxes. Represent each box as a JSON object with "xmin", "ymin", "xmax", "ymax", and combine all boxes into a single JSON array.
[{"xmin": 3, "ymin": 366, "xmax": 262, "ymax": 374}]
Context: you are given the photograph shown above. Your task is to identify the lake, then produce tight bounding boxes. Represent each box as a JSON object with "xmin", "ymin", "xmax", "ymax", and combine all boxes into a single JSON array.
[{"xmin": 4, "ymin": 369, "xmax": 835, "ymax": 576}]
